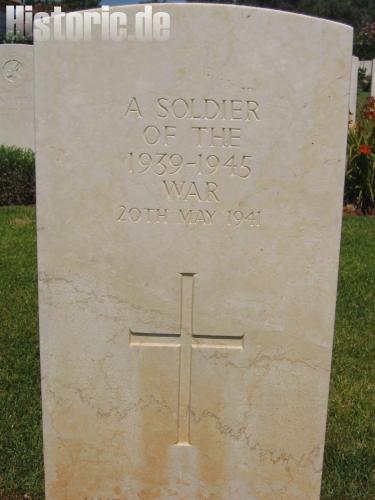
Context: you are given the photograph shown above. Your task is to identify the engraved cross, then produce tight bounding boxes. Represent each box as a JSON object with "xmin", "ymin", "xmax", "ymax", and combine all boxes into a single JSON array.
[{"xmin": 129, "ymin": 273, "xmax": 244, "ymax": 446}]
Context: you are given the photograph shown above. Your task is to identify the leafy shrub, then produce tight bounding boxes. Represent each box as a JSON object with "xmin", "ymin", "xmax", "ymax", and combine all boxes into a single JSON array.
[
  {"xmin": 0, "ymin": 145, "xmax": 35, "ymax": 206},
  {"xmin": 345, "ymin": 97, "xmax": 375, "ymax": 214},
  {"xmin": 355, "ymin": 21, "xmax": 375, "ymax": 61},
  {"xmin": 1, "ymin": 32, "xmax": 30, "ymax": 44}
]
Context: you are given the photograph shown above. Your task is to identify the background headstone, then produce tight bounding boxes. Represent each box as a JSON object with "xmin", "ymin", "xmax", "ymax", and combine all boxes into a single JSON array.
[
  {"xmin": 371, "ymin": 59, "xmax": 375, "ymax": 97},
  {"xmin": 35, "ymin": 5, "xmax": 352, "ymax": 499},
  {"xmin": 358, "ymin": 59, "xmax": 373, "ymax": 76},
  {"xmin": 0, "ymin": 44, "xmax": 34, "ymax": 150},
  {"xmin": 349, "ymin": 55, "xmax": 359, "ymax": 124}
]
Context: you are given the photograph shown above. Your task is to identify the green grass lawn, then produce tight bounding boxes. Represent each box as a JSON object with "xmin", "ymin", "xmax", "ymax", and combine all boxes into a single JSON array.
[
  {"xmin": 321, "ymin": 215, "xmax": 375, "ymax": 500},
  {"xmin": 0, "ymin": 206, "xmax": 43, "ymax": 499},
  {"xmin": 0, "ymin": 206, "xmax": 374, "ymax": 499}
]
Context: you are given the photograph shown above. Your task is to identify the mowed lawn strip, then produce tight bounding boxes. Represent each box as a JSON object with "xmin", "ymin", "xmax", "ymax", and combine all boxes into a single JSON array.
[
  {"xmin": 322, "ymin": 216, "xmax": 375, "ymax": 500},
  {"xmin": 0, "ymin": 206, "xmax": 43, "ymax": 499},
  {"xmin": 0, "ymin": 206, "xmax": 374, "ymax": 499}
]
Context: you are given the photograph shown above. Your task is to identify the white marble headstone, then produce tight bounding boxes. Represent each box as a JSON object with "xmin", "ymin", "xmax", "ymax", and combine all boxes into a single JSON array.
[
  {"xmin": 35, "ymin": 5, "xmax": 352, "ymax": 499},
  {"xmin": 0, "ymin": 44, "xmax": 34, "ymax": 150},
  {"xmin": 359, "ymin": 59, "xmax": 372, "ymax": 76},
  {"xmin": 349, "ymin": 56, "xmax": 359, "ymax": 124}
]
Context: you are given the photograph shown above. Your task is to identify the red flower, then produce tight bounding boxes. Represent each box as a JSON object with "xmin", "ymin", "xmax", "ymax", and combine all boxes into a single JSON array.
[{"xmin": 359, "ymin": 144, "xmax": 373, "ymax": 155}]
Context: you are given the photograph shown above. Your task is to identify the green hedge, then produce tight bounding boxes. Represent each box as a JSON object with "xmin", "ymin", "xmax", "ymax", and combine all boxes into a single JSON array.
[{"xmin": 0, "ymin": 145, "xmax": 35, "ymax": 206}]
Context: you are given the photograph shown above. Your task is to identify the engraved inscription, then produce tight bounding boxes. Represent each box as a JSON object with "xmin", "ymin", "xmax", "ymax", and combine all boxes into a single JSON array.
[
  {"xmin": 178, "ymin": 209, "xmax": 216, "ymax": 225},
  {"xmin": 155, "ymin": 97, "xmax": 260, "ymax": 121},
  {"xmin": 126, "ymin": 152, "xmax": 252, "ymax": 178},
  {"xmin": 162, "ymin": 180, "xmax": 220, "ymax": 202},
  {"xmin": 117, "ymin": 206, "xmax": 261, "ymax": 226},
  {"xmin": 117, "ymin": 95, "xmax": 263, "ymax": 227},
  {"xmin": 129, "ymin": 274, "xmax": 244, "ymax": 446}
]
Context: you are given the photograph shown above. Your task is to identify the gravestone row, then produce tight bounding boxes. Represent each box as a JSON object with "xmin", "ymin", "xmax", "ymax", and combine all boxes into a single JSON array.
[
  {"xmin": 34, "ymin": 5, "xmax": 352, "ymax": 500},
  {"xmin": 1, "ymin": 44, "xmax": 374, "ymax": 150},
  {"xmin": 349, "ymin": 56, "xmax": 375, "ymax": 124}
]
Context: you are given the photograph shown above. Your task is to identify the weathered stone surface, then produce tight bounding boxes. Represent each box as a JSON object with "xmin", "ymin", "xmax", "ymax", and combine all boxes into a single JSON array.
[
  {"xmin": 0, "ymin": 44, "xmax": 34, "ymax": 150},
  {"xmin": 35, "ymin": 5, "xmax": 352, "ymax": 499}
]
